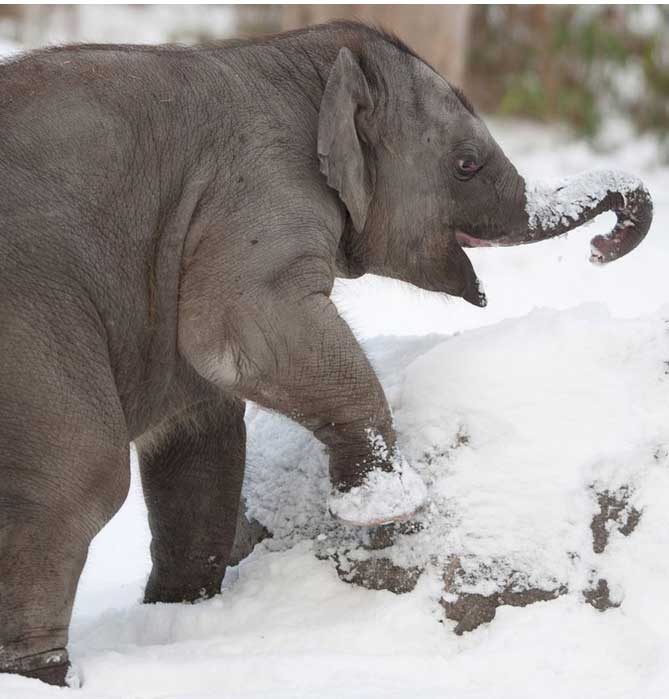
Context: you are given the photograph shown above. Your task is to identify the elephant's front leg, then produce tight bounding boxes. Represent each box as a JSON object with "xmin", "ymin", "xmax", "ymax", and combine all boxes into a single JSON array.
[{"xmin": 185, "ymin": 293, "xmax": 426, "ymax": 526}]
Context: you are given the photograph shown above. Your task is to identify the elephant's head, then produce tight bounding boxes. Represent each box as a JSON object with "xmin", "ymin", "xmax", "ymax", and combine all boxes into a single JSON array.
[{"xmin": 318, "ymin": 41, "xmax": 653, "ymax": 306}]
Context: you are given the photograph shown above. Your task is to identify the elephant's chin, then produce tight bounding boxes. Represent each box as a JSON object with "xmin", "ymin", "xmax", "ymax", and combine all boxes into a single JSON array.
[{"xmin": 462, "ymin": 277, "xmax": 487, "ymax": 307}]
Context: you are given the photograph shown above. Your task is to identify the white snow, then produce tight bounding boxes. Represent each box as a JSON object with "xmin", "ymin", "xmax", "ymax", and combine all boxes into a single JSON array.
[{"xmin": 2, "ymin": 42, "xmax": 669, "ymax": 699}]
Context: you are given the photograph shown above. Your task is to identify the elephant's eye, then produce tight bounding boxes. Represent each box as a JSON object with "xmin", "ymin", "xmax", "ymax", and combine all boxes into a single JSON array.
[{"xmin": 456, "ymin": 158, "xmax": 480, "ymax": 180}]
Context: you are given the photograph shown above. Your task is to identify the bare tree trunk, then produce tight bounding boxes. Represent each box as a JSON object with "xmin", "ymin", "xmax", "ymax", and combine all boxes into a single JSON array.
[{"xmin": 282, "ymin": 4, "xmax": 472, "ymax": 85}]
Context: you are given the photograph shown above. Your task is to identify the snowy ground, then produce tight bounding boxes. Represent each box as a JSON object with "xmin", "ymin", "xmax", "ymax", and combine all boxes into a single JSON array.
[{"xmin": 2, "ymin": 38, "xmax": 669, "ymax": 699}]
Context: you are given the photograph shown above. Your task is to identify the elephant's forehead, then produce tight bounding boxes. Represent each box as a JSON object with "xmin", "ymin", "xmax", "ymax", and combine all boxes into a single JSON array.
[{"xmin": 410, "ymin": 57, "xmax": 485, "ymax": 136}]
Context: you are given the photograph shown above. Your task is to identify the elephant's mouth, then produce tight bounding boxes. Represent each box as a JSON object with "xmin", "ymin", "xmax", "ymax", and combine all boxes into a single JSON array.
[
  {"xmin": 455, "ymin": 231, "xmax": 496, "ymax": 248},
  {"xmin": 456, "ymin": 230, "xmax": 528, "ymax": 248}
]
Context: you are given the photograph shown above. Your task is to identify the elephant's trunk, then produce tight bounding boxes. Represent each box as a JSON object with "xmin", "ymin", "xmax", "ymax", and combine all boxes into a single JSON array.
[{"xmin": 458, "ymin": 170, "xmax": 653, "ymax": 265}]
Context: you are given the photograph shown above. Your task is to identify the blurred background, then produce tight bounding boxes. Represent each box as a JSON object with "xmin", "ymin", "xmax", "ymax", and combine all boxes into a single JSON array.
[{"xmin": 0, "ymin": 4, "xmax": 666, "ymax": 157}]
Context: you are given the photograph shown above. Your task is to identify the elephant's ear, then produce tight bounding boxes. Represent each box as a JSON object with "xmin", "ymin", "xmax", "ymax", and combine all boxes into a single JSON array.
[{"xmin": 318, "ymin": 47, "xmax": 374, "ymax": 234}]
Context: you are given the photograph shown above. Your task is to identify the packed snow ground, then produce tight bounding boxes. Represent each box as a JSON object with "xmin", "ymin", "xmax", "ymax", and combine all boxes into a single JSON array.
[{"xmin": 1, "ymin": 57, "xmax": 669, "ymax": 699}]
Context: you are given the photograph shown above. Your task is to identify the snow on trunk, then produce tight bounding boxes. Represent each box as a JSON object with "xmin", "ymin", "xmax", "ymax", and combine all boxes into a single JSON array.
[
  {"xmin": 525, "ymin": 170, "xmax": 643, "ymax": 230},
  {"xmin": 523, "ymin": 169, "xmax": 653, "ymax": 264}
]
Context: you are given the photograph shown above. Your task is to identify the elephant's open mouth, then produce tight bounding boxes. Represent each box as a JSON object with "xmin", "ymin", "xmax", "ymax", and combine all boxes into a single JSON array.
[
  {"xmin": 455, "ymin": 231, "xmax": 496, "ymax": 248},
  {"xmin": 456, "ymin": 231, "xmax": 524, "ymax": 249}
]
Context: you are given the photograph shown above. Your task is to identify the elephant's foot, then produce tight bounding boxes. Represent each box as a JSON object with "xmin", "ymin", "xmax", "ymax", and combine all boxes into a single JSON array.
[
  {"xmin": 144, "ymin": 578, "xmax": 223, "ymax": 604},
  {"xmin": 329, "ymin": 462, "xmax": 427, "ymax": 526},
  {"xmin": 143, "ymin": 564, "xmax": 225, "ymax": 604},
  {"xmin": 0, "ymin": 648, "xmax": 69, "ymax": 687}
]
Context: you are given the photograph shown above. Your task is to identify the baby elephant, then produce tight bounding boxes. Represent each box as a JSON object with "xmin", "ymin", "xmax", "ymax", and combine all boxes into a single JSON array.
[{"xmin": 0, "ymin": 21, "xmax": 652, "ymax": 685}]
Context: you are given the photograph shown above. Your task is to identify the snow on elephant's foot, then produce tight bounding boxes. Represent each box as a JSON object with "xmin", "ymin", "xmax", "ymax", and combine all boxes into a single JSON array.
[
  {"xmin": 240, "ymin": 305, "xmax": 669, "ymax": 632},
  {"xmin": 328, "ymin": 457, "xmax": 427, "ymax": 527}
]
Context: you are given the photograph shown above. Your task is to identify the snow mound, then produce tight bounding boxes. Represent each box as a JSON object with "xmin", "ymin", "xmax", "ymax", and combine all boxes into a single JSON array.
[{"xmin": 244, "ymin": 305, "xmax": 669, "ymax": 614}]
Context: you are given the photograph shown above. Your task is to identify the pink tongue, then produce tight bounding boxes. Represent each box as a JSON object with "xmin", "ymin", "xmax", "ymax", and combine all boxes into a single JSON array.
[{"xmin": 456, "ymin": 231, "xmax": 494, "ymax": 248}]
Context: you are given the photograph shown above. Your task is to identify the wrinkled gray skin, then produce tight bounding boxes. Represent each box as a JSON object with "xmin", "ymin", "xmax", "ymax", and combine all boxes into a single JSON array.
[{"xmin": 0, "ymin": 22, "xmax": 652, "ymax": 685}]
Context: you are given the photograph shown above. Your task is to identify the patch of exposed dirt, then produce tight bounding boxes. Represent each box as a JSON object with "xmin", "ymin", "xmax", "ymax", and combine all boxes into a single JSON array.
[
  {"xmin": 440, "ymin": 557, "xmax": 566, "ymax": 634},
  {"xmin": 336, "ymin": 556, "xmax": 423, "ymax": 594},
  {"xmin": 583, "ymin": 578, "xmax": 621, "ymax": 611},
  {"xmin": 332, "ymin": 521, "xmax": 424, "ymax": 594},
  {"xmin": 590, "ymin": 486, "xmax": 641, "ymax": 554}
]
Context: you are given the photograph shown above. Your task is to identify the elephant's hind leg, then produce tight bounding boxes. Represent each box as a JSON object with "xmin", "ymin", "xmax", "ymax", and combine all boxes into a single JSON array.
[
  {"xmin": 137, "ymin": 396, "xmax": 245, "ymax": 603},
  {"xmin": 0, "ymin": 328, "xmax": 130, "ymax": 686}
]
